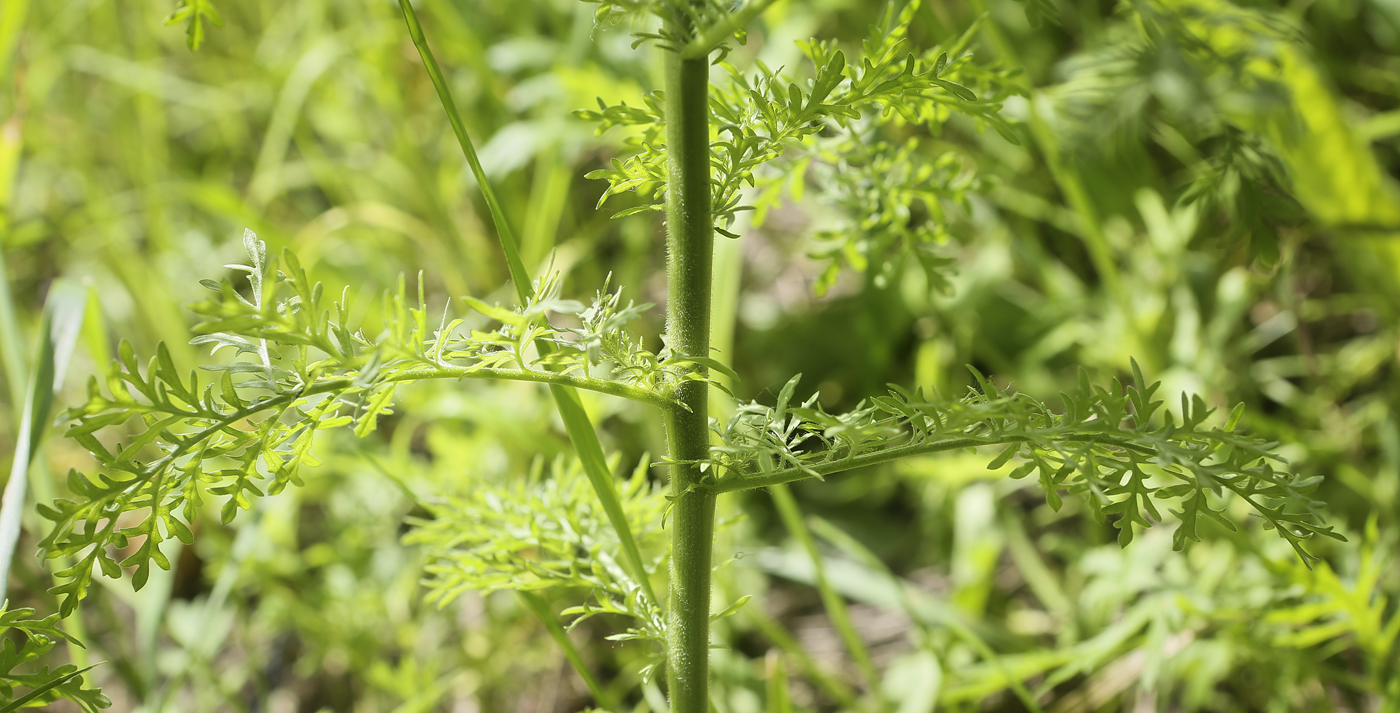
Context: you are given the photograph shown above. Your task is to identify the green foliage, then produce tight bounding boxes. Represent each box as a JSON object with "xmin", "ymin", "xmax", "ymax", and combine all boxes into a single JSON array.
[
  {"xmin": 791, "ymin": 132, "xmax": 969, "ymax": 294},
  {"xmin": 702, "ymin": 363, "xmax": 1341, "ymax": 562},
  {"xmin": 7, "ymin": 0, "xmax": 1394, "ymax": 709},
  {"xmin": 409, "ymin": 454, "xmax": 667, "ymax": 646},
  {"xmin": 0, "ymin": 605, "xmax": 107, "ymax": 712},
  {"xmin": 162, "ymin": 0, "xmax": 223, "ymax": 51},
  {"xmin": 1049, "ymin": 0, "xmax": 1306, "ymax": 258},
  {"xmin": 1013, "ymin": 0, "xmax": 1060, "ymax": 28},
  {"xmin": 579, "ymin": 0, "xmax": 1021, "ymax": 254},
  {"xmin": 38, "ymin": 230, "xmax": 690, "ymax": 617},
  {"xmin": 582, "ymin": 0, "xmax": 769, "ymax": 55}
]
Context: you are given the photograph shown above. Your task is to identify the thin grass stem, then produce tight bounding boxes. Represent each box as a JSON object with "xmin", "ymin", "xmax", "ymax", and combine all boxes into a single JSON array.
[{"xmin": 395, "ymin": 0, "xmax": 661, "ymax": 613}]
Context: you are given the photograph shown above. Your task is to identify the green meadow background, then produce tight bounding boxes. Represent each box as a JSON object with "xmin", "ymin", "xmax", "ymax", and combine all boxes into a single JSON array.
[{"xmin": 1, "ymin": 0, "xmax": 1397, "ymax": 710}]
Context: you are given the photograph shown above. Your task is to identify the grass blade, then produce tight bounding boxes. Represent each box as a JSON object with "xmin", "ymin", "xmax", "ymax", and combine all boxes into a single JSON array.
[
  {"xmin": 547, "ymin": 385, "xmax": 660, "ymax": 606},
  {"xmin": 745, "ymin": 604, "xmax": 859, "ymax": 708},
  {"xmin": 809, "ymin": 515, "xmax": 1047, "ymax": 713},
  {"xmin": 518, "ymin": 591, "xmax": 620, "ymax": 712},
  {"xmin": 396, "ymin": 0, "xmax": 530, "ymax": 302},
  {"xmin": 0, "ymin": 280, "xmax": 85, "ymax": 601},
  {"xmin": 395, "ymin": 0, "xmax": 659, "ymax": 610},
  {"xmin": 0, "ymin": 133, "xmax": 26, "ymax": 408},
  {"xmin": 769, "ymin": 484, "xmax": 879, "ymax": 689},
  {"xmin": 765, "ymin": 650, "xmax": 792, "ymax": 713}
]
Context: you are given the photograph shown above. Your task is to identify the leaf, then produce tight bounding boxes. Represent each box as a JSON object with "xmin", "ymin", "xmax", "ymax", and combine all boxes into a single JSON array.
[
  {"xmin": 0, "ymin": 663, "xmax": 107, "ymax": 713},
  {"xmin": 0, "ymin": 281, "xmax": 86, "ymax": 601},
  {"xmin": 463, "ymin": 296, "xmax": 526, "ymax": 327},
  {"xmin": 711, "ymin": 594, "xmax": 754, "ymax": 621},
  {"xmin": 986, "ymin": 114, "xmax": 1023, "ymax": 145},
  {"xmin": 986, "ymin": 444, "xmax": 1019, "ymax": 470},
  {"xmin": 702, "ymin": 361, "xmax": 1332, "ymax": 564},
  {"xmin": 775, "ymin": 374, "xmax": 801, "ymax": 423},
  {"xmin": 1019, "ymin": 0, "xmax": 1061, "ymax": 28},
  {"xmin": 162, "ymin": 0, "xmax": 223, "ymax": 51},
  {"xmin": 407, "ymin": 454, "xmax": 667, "ymax": 639},
  {"xmin": 669, "ymin": 355, "xmax": 740, "ymax": 382},
  {"xmin": 355, "ymin": 384, "xmax": 397, "ymax": 438},
  {"xmin": 930, "ymin": 78, "xmax": 977, "ymax": 101},
  {"xmin": 610, "ymin": 203, "xmax": 664, "ymax": 219}
]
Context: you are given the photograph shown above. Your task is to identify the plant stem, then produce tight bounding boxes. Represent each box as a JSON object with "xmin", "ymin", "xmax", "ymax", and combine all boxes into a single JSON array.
[
  {"xmin": 680, "ymin": 0, "xmax": 781, "ymax": 59},
  {"xmin": 396, "ymin": 0, "xmax": 660, "ymax": 612},
  {"xmin": 705, "ymin": 433, "xmax": 1158, "ymax": 494},
  {"xmin": 661, "ymin": 42, "xmax": 715, "ymax": 713}
]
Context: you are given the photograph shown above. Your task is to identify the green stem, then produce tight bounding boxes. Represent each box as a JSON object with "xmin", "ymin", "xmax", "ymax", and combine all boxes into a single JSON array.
[
  {"xmin": 396, "ymin": 0, "xmax": 660, "ymax": 611},
  {"xmin": 705, "ymin": 433, "xmax": 1154, "ymax": 494},
  {"xmin": 661, "ymin": 43, "xmax": 716, "ymax": 713},
  {"xmin": 680, "ymin": 0, "xmax": 781, "ymax": 59},
  {"xmin": 384, "ymin": 365, "xmax": 676, "ymax": 407}
]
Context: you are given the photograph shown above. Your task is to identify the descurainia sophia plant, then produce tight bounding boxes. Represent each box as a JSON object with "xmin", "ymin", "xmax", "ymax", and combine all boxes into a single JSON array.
[{"xmin": 29, "ymin": 0, "xmax": 1343, "ymax": 710}]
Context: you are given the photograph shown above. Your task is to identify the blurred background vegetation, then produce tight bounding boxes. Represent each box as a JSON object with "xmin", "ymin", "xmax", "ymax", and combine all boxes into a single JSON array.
[{"xmin": 1, "ymin": 0, "xmax": 1397, "ymax": 710}]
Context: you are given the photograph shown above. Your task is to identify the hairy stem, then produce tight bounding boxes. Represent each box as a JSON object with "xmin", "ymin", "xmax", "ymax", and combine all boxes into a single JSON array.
[{"xmin": 661, "ymin": 42, "xmax": 715, "ymax": 713}]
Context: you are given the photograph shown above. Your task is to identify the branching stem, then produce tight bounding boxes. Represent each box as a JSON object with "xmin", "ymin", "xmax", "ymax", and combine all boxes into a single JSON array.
[
  {"xmin": 704, "ymin": 433, "xmax": 1156, "ymax": 494},
  {"xmin": 384, "ymin": 365, "xmax": 678, "ymax": 407},
  {"xmin": 680, "ymin": 0, "xmax": 781, "ymax": 58},
  {"xmin": 117, "ymin": 365, "xmax": 676, "ymax": 480}
]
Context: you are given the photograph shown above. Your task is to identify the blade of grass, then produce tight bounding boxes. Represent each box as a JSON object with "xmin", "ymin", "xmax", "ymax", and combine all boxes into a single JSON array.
[
  {"xmin": 745, "ymin": 604, "xmax": 859, "ymax": 708},
  {"xmin": 80, "ymin": 284, "xmax": 111, "ymax": 368},
  {"xmin": 397, "ymin": 0, "xmax": 529, "ymax": 298},
  {"xmin": 0, "ymin": 247, "xmax": 24, "ymax": 415},
  {"xmin": 765, "ymin": 650, "xmax": 792, "ymax": 713},
  {"xmin": 0, "ymin": 280, "xmax": 85, "ymax": 601},
  {"xmin": 999, "ymin": 511, "xmax": 1076, "ymax": 632},
  {"xmin": 247, "ymin": 37, "xmax": 343, "ymax": 209},
  {"xmin": 520, "ymin": 147, "xmax": 572, "ymax": 272},
  {"xmin": 395, "ymin": 0, "xmax": 658, "ymax": 611},
  {"xmin": 769, "ymin": 484, "xmax": 879, "ymax": 691},
  {"xmin": 547, "ymin": 383, "xmax": 661, "ymax": 608},
  {"xmin": 385, "ymin": 671, "xmax": 459, "ymax": 713},
  {"xmin": 0, "ymin": 112, "xmax": 25, "ymax": 408},
  {"xmin": 808, "ymin": 515, "xmax": 1047, "ymax": 713},
  {"xmin": 518, "ymin": 591, "xmax": 620, "ymax": 712},
  {"xmin": 0, "ymin": 0, "xmax": 30, "ymax": 75}
]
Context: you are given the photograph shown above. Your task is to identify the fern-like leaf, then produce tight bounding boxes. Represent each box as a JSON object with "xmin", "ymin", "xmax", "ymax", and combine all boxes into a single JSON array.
[
  {"xmin": 700, "ymin": 363, "xmax": 1341, "ymax": 565},
  {"xmin": 41, "ymin": 232, "xmax": 692, "ymax": 616}
]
